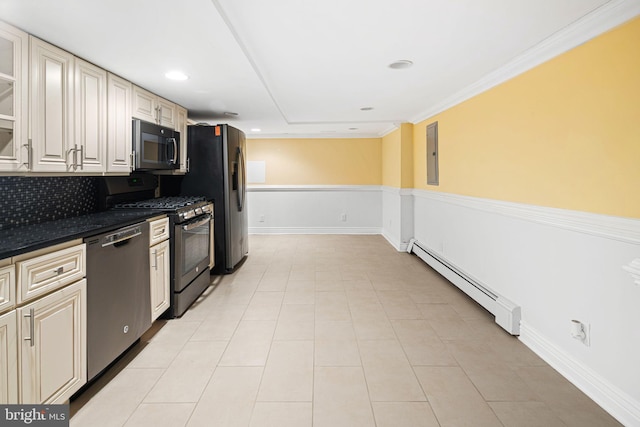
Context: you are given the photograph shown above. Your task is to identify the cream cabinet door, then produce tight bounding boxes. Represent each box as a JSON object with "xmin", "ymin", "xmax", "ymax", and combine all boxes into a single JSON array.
[
  {"xmin": 75, "ymin": 58, "xmax": 107, "ymax": 173},
  {"xmin": 157, "ymin": 97, "xmax": 175, "ymax": 129},
  {"xmin": 132, "ymin": 85, "xmax": 157, "ymax": 124},
  {"xmin": 0, "ymin": 310, "xmax": 18, "ymax": 404},
  {"xmin": 150, "ymin": 240, "xmax": 170, "ymax": 322},
  {"xmin": 18, "ymin": 279, "xmax": 86, "ymax": 404},
  {"xmin": 29, "ymin": 36, "xmax": 75, "ymax": 172},
  {"xmin": 176, "ymin": 105, "xmax": 188, "ymax": 173},
  {"xmin": 107, "ymin": 73, "xmax": 132, "ymax": 173},
  {"xmin": 0, "ymin": 21, "xmax": 29, "ymax": 172},
  {"xmin": 0, "ymin": 264, "xmax": 15, "ymax": 313}
]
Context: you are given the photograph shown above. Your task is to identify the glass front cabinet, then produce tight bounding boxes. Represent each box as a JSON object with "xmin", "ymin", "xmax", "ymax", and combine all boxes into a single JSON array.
[{"xmin": 0, "ymin": 21, "xmax": 28, "ymax": 172}]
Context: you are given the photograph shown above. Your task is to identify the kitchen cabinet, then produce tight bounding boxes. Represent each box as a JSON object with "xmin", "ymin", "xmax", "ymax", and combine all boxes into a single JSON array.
[
  {"xmin": 15, "ymin": 243, "xmax": 85, "ymax": 305},
  {"xmin": 107, "ymin": 73, "xmax": 133, "ymax": 173},
  {"xmin": 74, "ymin": 58, "xmax": 107, "ymax": 173},
  {"xmin": 13, "ymin": 241, "xmax": 86, "ymax": 404},
  {"xmin": 0, "ymin": 310, "xmax": 18, "ymax": 404},
  {"xmin": 17, "ymin": 279, "xmax": 86, "ymax": 404},
  {"xmin": 0, "ymin": 259, "xmax": 17, "ymax": 405},
  {"xmin": 176, "ymin": 105, "xmax": 189, "ymax": 173},
  {"xmin": 0, "ymin": 263, "xmax": 15, "ymax": 313},
  {"xmin": 29, "ymin": 36, "xmax": 75, "ymax": 172},
  {"xmin": 133, "ymin": 85, "xmax": 176, "ymax": 128},
  {"xmin": 149, "ymin": 217, "xmax": 170, "ymax": 322},
  {"xmin": 0, "ymin": 21, "xmax": 29, "ymax": 173},
  {"xmin": 149, "ymin": 240, "xmax": 170, "ymax": 322}
]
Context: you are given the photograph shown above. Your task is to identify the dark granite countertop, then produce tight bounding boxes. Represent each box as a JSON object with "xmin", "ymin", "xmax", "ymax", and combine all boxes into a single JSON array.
[{"xmin": 0, "ymin": 210, "xmax": 166, "ymax": 260}]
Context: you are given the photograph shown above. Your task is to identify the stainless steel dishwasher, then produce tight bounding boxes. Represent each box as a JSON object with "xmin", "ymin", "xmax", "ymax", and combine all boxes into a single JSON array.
[{"xmin": 84, "ymin": 221, "xmax": 151, "ymax": 381}]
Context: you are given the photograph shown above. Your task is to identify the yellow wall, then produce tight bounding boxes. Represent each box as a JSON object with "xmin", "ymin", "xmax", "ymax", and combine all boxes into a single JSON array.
[
  {"xmin": 400, "ymin": 123, "xmax": 414, "ymax": 188},
  {"xmin": 382, "ymin": 128, "xmax": 401, "ymax": 187},
  {"xmin": 382, "ymin": 123, "xmax": 414, "ymax": 188},
  {"xmin": 414, "ymin": 17, "xmax": 640, "ymax": 219},
  {"xmin": 247, "ymin": 138, "xmax": 382, "ymax": 185}
]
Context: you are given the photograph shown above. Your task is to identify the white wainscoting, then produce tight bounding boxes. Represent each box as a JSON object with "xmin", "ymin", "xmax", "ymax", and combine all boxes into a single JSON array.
[
  {"xmin": 412, "ymin": 189, "xmax": 640, "ymax": 426},
  {"xmin": 382, "ymin": 186, "xmax": 414, "ymax": 251},
  {"xmin": 247, "ymin": 185, "xmax": 382, "ymax": 234}
]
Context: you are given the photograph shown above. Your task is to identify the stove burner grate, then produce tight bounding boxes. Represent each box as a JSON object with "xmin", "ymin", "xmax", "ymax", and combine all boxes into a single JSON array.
[{"xmin": 115, "ymin": 196, "xmax": 206, "ymax": 210}]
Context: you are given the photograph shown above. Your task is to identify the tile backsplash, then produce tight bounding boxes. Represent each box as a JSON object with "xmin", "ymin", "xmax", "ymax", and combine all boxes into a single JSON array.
[{"xmin": 0, "ymin": 176, "xmax": 99, "ymax": 230}]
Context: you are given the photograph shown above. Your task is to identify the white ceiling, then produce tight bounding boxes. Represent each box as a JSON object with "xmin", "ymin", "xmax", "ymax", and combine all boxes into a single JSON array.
[{"xmin": 0, "ymin": 0, "xmax": 630, "ymax": 138}]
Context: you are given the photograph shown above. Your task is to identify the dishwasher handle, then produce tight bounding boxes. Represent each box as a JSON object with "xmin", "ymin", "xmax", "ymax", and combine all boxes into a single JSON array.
[{"xmin": 101, "ymin": 225, "xmax": 143, "ymax": 247}]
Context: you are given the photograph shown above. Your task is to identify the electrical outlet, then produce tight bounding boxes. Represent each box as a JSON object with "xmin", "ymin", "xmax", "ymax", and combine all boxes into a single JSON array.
[
  {"xmin": 570, "ymin": 319, "xmax": 590, "ymax": 346},
  {"xmin": 259, "ymin": 214, "xmax": 265, "ymax": 222},
  {"xmin": 340, "ymin": 213, "xmax": 347, "ymax": 222}
]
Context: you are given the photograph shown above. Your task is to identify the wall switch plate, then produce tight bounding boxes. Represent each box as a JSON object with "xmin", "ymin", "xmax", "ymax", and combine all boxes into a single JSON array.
[
  {"xmin": 340, "ymin": 213, "xmax": 347, "ymax": 221},
  {"xmin": 259, "ymin": 214, "xmax": 265, "ymax": 222}
]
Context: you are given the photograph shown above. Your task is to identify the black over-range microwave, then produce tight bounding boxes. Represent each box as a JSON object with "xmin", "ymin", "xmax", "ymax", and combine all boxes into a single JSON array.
[{"xmin": 133, "ymin": 119, "xmax": 180, "ymax": 170}]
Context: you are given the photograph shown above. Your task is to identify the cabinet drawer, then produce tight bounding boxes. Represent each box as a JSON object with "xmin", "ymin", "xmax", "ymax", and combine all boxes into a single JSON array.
[
  {"xmin": 16, "ymin": 244, "xmax": 86, "ymax": 304},
  {"xmin": 149, "ymin": 217, "xmax": 170, "ymax": 246},
  {"xmin": 0, "ymin": 265, "xmax": 15, "ymax": 313}
]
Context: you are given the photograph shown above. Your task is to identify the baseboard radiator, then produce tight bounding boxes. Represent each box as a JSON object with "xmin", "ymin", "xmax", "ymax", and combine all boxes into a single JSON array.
[{"xmin": 408, "ymin": 239, "xmax": 521, "ymax": 335}]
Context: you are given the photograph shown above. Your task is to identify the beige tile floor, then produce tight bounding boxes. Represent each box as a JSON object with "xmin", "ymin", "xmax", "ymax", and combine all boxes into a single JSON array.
[{"xmin": 70, "ymin": 234, "xmax": 621, "ymax": 427}]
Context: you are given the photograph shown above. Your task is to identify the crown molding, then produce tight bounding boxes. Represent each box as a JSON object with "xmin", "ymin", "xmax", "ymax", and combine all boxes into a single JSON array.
[{"xmin": 410, "ymin": 0, "xmax": 640, "ymax": 124}]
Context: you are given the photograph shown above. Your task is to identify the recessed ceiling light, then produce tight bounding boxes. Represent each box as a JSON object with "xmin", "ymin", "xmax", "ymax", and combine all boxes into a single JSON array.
[
  {"xmin": 360, "ymin": 107, "xmax": 374, "ymax": 111},
  {"xmin": 388, "ymin": 60, "xmax": 413, "ymax": 70},
  {"xmin": 165, "ymin": 70, "xmax": 189, "ymax": 81},
  {"xmin": 251, "ymin": 128, "xmax": 261, "ymax": 132},
  {"xmin": 349, "ymin": 127, "xmax": 358, "ymax": 130},
  {"xmin": 224, "ymin": 111, "xmax": 238, "ymax": 116}
]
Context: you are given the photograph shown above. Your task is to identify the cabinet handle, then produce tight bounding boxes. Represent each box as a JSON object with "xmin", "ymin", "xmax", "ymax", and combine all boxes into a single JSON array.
[
  {"xmin": 153, "ymin": 227, "xmax": 165, "ymax": 237},
  {"xmin": 67, "ymin": 146, "xmax": 77, "ymax": 171},
  {"xmin": 24, "ymin": 308, "xmax": 35, "ymax": 347},
  {"xmin": 54, "ymin": 266, "xmax": 64, "ymax": 275},
  {"xmin": 186, "ymin": 157, "xmax": 190, "ymax": 172},
  {"xmin": 78, "ymin": 145, "xmax": 84, "ymax": 170},
  {"xmin": 130, "ymin": 151, "xmax": 136, "ymax": 171},
  {"xmin": 22, "ymin": 139, "xmax": 32, "ymax": 169},
  {"xmin": 152, "ymin": 249, "xmax": 158, "ymax": 270}
]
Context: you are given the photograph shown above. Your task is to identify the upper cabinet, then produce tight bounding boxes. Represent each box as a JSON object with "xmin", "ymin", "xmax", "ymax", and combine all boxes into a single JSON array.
[
  {"xmin": 176, "ymin": 105, "xmax": 188, "ymax": 173},
  {"xmin": 106, "ymin": 73, "xmax": 132, "ymax": 173},
  {"xmin": 0, "ymin": 20, "xmax": 188, "ymax": 176},
  {"xmin": 75, "ymin": 58, "xmax": 108, "ymax": 173},
  {"xmin": 133, "ymin": 86, "xmax": 176, "ymax": 128},
  {"xmin": 29, "ymin": 36, "xmax": 75, "ymax": 172},
  {"xmin": 0, "ymin": 21, "xmax": 28, "ymax": 173}
]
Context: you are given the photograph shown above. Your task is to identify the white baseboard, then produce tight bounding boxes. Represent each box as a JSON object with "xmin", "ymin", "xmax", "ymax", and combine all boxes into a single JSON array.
[
  {"xmin": 249, "ymin": 227, "xmax": 382, "ymax": 235},
  {"xmin": 381, "ymin": 230, "xmax": 408, "ymax": 251},
  {"xmin": 520, "ymin": 322, "xmax": 640, "ymax": 427}
]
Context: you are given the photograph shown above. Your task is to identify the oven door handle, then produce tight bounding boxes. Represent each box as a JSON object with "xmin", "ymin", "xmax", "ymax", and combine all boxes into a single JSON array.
[{"xmin": 182, "ymin": 215, "xmax": 211, "ymax": 231}]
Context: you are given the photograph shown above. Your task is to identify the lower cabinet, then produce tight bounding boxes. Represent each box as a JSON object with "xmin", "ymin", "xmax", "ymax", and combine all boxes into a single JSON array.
[
  {"xmin": 17, "ymin": 279, "xmax": 86, "ymax": 404},
  {"xmin": 0, "ymin": 310, "xmax": 18, "ymax": 404},
  {"xmin": 150, "ymin": 239, "xmax": 170, "ymax": 322}
]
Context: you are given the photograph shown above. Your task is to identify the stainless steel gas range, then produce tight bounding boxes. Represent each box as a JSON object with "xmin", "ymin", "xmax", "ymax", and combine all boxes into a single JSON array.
[{"xmin": 101, "ymin": 175, "xmax": 213, "ymax": 317}]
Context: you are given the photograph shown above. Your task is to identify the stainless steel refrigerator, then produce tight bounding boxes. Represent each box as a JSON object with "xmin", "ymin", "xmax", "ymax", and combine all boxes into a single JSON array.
[{"xmin": 180, "ymin": 124, "xmax": 248, "ymax": 274}]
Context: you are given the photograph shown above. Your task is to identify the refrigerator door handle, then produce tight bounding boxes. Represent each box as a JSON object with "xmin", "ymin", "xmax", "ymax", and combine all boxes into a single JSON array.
[{"xmin": 237, "ymin": 147, "xmax": 246, "ymax": 211}]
